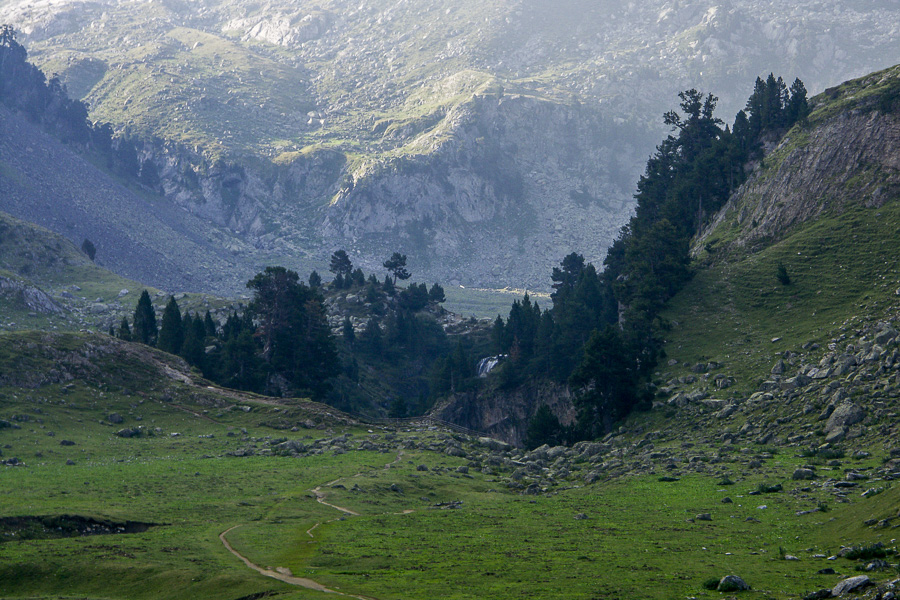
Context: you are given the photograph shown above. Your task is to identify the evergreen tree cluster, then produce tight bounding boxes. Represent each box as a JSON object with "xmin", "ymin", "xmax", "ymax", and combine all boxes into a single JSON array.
[
  {"xmin": 495, "ymin": 76, "xmax": 809, "ymax": 444},
  {"xmin": 115, "ymin": 253, "xmax": 460, "ymax": 415},
  {"xmin": 0, "ymin": 26, "xmax": 159, "ymax": 188},
  {"xmin": 116, "ymin": 272, "xmax": 338, "ymax": 399},
  {"xmin": 323, "ymin": 250, "xmax": 460, "ymax": 415}
]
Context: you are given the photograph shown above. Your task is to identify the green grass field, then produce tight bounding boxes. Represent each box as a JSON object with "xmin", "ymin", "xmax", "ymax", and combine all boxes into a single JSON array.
[{"xmin": 1, "ymin": 332, "xmax": 897, "ymax": 600}]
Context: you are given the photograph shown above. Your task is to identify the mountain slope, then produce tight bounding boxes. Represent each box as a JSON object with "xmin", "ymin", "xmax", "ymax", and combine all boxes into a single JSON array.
[
  {"xmin": 2, "ymin": 0, "xmax": 899, "ymax": 290},
  {"xmin": 0, "ymin": 103, "xmax": 257, "ymax": 295}
]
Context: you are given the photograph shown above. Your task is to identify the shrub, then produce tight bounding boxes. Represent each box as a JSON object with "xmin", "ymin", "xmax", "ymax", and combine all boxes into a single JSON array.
[
  {"xmin": 702, "ymin": 578, "xmax": 719, "ymax": 591},
  {"xmin": 81, "ymin": 238, "xmax": 96, "ymax": 261},
  {"xmin": 844, "ymin": 543, "xmax": 889, "ymax": 560},
  {"xmin": 756, "ymin": 482, "xmax": 783, "ymax": 494},
  {"xmin": 776, "ymin": 261, "xmax": 791, "ymax": 285}
]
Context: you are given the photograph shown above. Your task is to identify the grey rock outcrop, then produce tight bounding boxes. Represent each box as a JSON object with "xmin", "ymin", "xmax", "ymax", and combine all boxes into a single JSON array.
[{"xmin": 831, "ymin": 575, "xmax": 871, "ymax": 596}]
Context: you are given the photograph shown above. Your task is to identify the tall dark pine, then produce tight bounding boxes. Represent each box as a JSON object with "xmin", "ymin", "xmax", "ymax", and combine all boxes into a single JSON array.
[
  {"xmin": 132, "ymin": 290, "xmax": 157, "ymax": 346},
  {"xmin": 157, "ymin": 296, "xmax": 184, "ymax": 355},
  {"xmin": 246, "ymin": 266, "xmax": 339, "ymax": 397}
]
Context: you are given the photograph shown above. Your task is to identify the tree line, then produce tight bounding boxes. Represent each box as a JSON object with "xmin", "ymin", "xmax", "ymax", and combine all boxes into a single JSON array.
[
  {"xmin": 113, "ymin": 250, "xmax": 467, "ymax": 412},
  {"xmin": 495, "ymin": 75, "xmax": 809, "ymax": 446}
]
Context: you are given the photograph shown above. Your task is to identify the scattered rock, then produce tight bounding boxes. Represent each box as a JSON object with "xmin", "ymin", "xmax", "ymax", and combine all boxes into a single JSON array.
[
  {"xmin": 718, "ymin": 575, "xmax": 750, "ymax": 592},
  {"xmin": 832, "ymin": 575, "xmax": 871, "ymax": 596},
  {"xmin": 793, "ymin": 468, "xmax": 817, "ymax": 480}
]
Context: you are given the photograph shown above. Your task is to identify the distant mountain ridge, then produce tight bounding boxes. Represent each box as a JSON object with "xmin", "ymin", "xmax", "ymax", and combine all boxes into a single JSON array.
[{"xmin": 1, "ymin": 0, "xmax": 898, "ymax": 290}]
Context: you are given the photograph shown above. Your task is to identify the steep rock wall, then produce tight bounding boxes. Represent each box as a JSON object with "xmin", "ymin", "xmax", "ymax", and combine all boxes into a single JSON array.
[
  {"xmin": 698, "ymin": 68, "xmax": 900, "ymax": 256},
  {"xmin": 430, "ymin": 381, "xmax": 576, "ymax": 446},
  {"xmin": 147, "ymin": 93, "xmax": 645, "ymax": 292}
]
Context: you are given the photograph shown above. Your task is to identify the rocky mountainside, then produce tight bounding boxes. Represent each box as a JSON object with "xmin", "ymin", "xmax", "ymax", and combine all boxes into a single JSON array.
[
  {"xmin": 0, "ymin": 103, "xmax": 260, "ymax": 295},
  {"xmin": 1, "ymin": 0, "xmax": 898, "ymax": 291},
  {"xmin": 697, "ymin": 65, "xmax": 900, "ymax": 258},
  {"xmin": 436, "ymin": 64, "xmax": 900, "ymax": 445}
]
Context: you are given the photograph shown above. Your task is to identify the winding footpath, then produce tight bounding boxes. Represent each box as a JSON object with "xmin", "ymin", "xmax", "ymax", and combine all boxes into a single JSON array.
[{"xmin": 220, "ymin": 450, "xmax": 407, "ymax": 599}]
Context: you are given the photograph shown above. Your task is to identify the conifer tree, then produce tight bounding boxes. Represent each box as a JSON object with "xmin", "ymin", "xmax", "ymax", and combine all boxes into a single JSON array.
[
  {"xmin": 117, "ymin": 317, "xmax": 131, "ymax": 341},
  {"xmin": 132, "ymin": 290, "xmax": 157, "ymax": 346},
  {"xmin": 383, "ymin": 252, "xmax": 411, "ymax": 284},
  {"xmin": 181, "ymin": 313, "xmax": 206, "ymax": 368},
  {"xmin": 329, "ymin": 250, "xmax": 353, "ymax": 280},
  {"xmin": 204, "ymin": 311, "xmax": 217, "ymax": 338},
  {"xmin": 157, "ymin": 296, "xmax": 184, "ymax": 355},
  {"xmin": 342, "ymin": 316, "xmax": 355, "ymax": 345}
]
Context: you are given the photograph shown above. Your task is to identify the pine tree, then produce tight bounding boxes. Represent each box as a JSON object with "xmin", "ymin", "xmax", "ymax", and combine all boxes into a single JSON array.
[
  {"xmin": 383, "ymin": 252, "xmax": 411, "ymax": 284},
  {"xmin": 308, "ymin": 270, "xmax": 322, "ymax": 288},
  {"xmin": 132, "ymin": 290, "xmax": 157, "ymax": 346},
  {"xmin": 329, "ymin": 250, "xmax": 353, "ymax": 279},
  {"xmin": 342, "ymin": 316, "xmax": 356, "ymax": 345},
  {"xmin": 204, "ymin": 311, "xmax": 217, "ymax": 338},
  {"xmin": 428, "ymin": 283, "xmax": 446, "ymax": 303},
  {"xmin": 157, "ymin": 296, "xmax": 184, "ymax": 355},
  {"xmin": 117, "ymin": 317, "xmax": 131, "ymax": 341},
  {"xmin": 787, "ymin": 78, "xmax": 810, "ymax": 125}
]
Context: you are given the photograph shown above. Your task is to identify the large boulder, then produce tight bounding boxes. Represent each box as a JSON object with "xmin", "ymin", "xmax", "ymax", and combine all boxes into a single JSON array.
[
  {"xmin": 717, "ymin": 575, "xmax": 750, "ymax": 592},
  {"xmin": 825, "ymin": 402, "xmax": 865, "ymax": 435},
  {"xmin": 792, "ymin": 468, "xmax": 816, "ymax": 480},
  {"xmin": 832, "ymin": 575, "xmax": 871, "ymax": 596}
]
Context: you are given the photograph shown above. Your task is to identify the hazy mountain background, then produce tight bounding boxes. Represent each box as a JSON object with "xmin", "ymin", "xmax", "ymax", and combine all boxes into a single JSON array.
[{"xmin": 1, "ymin": 0, "xmax": 898, "ymax": 293}]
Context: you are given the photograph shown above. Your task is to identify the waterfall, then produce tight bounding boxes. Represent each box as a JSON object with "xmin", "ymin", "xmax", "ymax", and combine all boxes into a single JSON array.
[{"xmin": 476, "ymin": 354, "xmax": 507, "ymax": 378}]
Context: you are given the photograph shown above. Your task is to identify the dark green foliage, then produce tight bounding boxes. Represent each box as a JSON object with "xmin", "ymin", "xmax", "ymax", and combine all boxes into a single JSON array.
[
  {"xmin": 203, "ymin": 311, "xmax": 217, "ymax": 338},
  {"xmin": 843, "ymin": 544, "xmax": 889, "ymax": 561},
  {"xmin": 701, "ymin": 578, "xmax": 720, "ymax": 590},
  {"xmin": 756, "ymin": 483, "xmax": 783, "ymax": 494},
  {"xmin": 428, "ymin": 283, "xmax": 446, "ymax": 303},
  {"xmin": 116, "ymin": 317, "xmax": 132, "ymax": 342},
  {"xmin": 180, "ymin": 313, "xmax": 206, "ymax": 369},
  {"xmin": 360, "ymin": 318, "xmax": 383, "ymax": 355},
  {"xmin": 399, "ymin": 283, "xmax": 429, "ymax": 311},
  {"xmin": 246, "ymin": 266, "xmax": 339, "ymax": 398},
  {"xmin": 80, "ymin": 239, "xmax": 96, "ymax": 261},
  {"xmin": 132, "ymin": 290, "xmax": 157, "ymax": 346},
  {"xmin": 383, "ymin": 252, "xmax": 411, "ymax": 283},
  {"xmin": 776, "ymin": 261, "xmax": 791, "ymax": 285},
  {"xmin": 157, "ymin": 296, "xmax": 184, "ymax": 355},
  {"xmin": 569, "ymin": 326, "xmax": 643, "ymax": 439},
  {"xmin": 351, "ymin": 268, "xmax": 366, "ymax": 287},
  {"xmin": 308, "ymin": 270, "xmax": 322, "ymax": 289},
  {"xmin": 746, "ymin": 73, "xmax": 809, "ymax": 142},
  {"xmin": 342, "ymin": 316, "xmax": 355, "ymax": 345},
  {"xmin": 524, "ymin": 405, "xmax": 565, "ymax": 450},
  {"xmin": 388, "ymin": 397, "xmax": 408, "ymax": 418},
  {"xmin": 329, "ymin": 250, "xmax": 353, "ymax": 280}
]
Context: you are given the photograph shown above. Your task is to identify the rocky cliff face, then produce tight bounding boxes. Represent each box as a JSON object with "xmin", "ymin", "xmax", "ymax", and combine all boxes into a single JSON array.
[
  {"xmin": 6, "ymin": 0, "xmax": 899, "ymax": 293},
  {"xmin": 431, "ymin": 380, "xmax": 576, "ymax": 446},
  {"xmin": 697, "ymin": 66, "xmax": 900, "ymax": 257},
  {"xmin": 320, "ymin": 94, "xmax": 642, "ymax": 288},
  {"xmin": 143, "ymin": 92, "xmax": 644, "ymax": 291}
]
